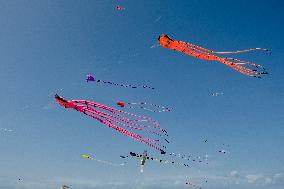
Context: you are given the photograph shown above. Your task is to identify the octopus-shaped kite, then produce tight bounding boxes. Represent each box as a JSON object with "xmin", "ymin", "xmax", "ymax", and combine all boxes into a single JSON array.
[
  {"xmin": 158, "ymin": 35, "xmax": 269, "ymax": 78},
  {"xmin": 54, "ymin": 94, "xmax": 168, "ymax": 154}
]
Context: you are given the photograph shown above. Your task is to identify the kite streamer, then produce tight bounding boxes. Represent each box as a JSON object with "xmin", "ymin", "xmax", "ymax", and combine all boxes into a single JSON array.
[
  {"xmin": 116, "ymin": 101, "xmax": 172, "ymax": 113},
  {"xmin": 0, "ymin": 128, "xmax": 13, "ymax": 132},
  {"xmin": 210, "ymin": 92, "xmax": 224, "ymax": 96},
  {"xmin": 82, "ymin": 155, "xmax": 126, "ymax": 166},
  {"xmin": 55, "ymin": 94, "xmax": 168, "ymax": 154},
  {"xmin": 86, "ymin": 74, "xmax": 155, "ymax": 90},
  {"xmin": 158, "ymin": 35, "xmax": 269, "ymax": 78}
]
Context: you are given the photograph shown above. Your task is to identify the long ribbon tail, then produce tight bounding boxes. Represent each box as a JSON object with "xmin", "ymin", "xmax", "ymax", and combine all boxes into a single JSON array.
[
  {"xmin": 82, "ymin": 155, "xmax": 126, "ymax": 166},
  {"xmin": 70, "ymin": 99, "xmax": 168, "ymax": 153},
  {"xmin": 73, "ymin": 100, "xmax": 169, "ymax": 137},
  {"xmin": 181, "ymin": 42, "xmax": 269, "ymax": 55},
  {"xmin": 101, "ymin": 80, "xmax": 154, "ymax": 90},
  {"xmin": 218, "ymin": 58, "xmax": 268, "ymax": 78},
  {"xmin": 212, "ymin": 48, "xmax": 269, "ymax": 54}
]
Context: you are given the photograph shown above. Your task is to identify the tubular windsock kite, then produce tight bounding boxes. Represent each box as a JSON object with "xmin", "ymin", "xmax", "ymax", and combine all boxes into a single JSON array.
[
  {"xmin": 86, "ymin": 74, "xmax": 155, "ymax": 89},
  {"xmin": 116, "ymin": 101, "xmax": 172, "ymax": 113},
  {"xmin": 54, "ymin": 94, "xmax": 168, "ymax": 154},
  {"xmin": 158, "ymin": 35, "xmax": 269, "ymax": 78}
]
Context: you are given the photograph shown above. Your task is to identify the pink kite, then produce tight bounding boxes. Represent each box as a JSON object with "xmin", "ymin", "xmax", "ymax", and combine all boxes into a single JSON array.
[{"xmin": 55, "ymin": 94, "xmax": 168, "ymax": 154}]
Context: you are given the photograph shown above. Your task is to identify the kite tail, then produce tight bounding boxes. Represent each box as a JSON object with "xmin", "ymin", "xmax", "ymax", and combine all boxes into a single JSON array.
[
  {"xmin": 82, "ymin": 107, "xmax": 166, "ymax": 147},
  {"xmin": 82, "ymin": 155, "xmax": 126, "ymax": 166},
  {"xmin": 213, "ymin": 47, "xmax": 270, "ymax": 55},
  {"xmin": 84, "ymin": 111, "xmax": 166, "ymax": 154},
  {"xmin": 101, "ymin": 80, "xmax": 154, "ymax": 90},
  {"xmin": 68, "ymin": 99, "xmax": 168, "ymax": 153},
  {"xmin": 182, "ymin": 41, "xmax": 270, "ymax": 55},
  {"xmin": 127, "ymin": 102, "xmax": 172, "ymax": 113},
  {"xmin": 224, "ymin": 58, "xmax": 266, "ymax": 69},
  {"xmin": 218, "ymin": 58, "xmax": 268, "ymax": 78},
  {"xmin": 74, "ymin": 100, "xmax": 168, "ymax": 137},
  {"xmin": 84, "ymin": 105, "xmax": 156, "ymax": 133}
]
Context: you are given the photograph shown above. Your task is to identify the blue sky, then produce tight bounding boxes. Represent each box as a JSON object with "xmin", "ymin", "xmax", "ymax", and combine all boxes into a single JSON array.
[{"xmin": 0, "ymin": 0, "xmax": 283, "ymax": 189}]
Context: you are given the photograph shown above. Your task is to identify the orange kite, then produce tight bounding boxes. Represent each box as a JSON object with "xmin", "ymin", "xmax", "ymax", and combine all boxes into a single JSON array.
[{"xmin": 158, "ymin": 35, "xmax": 269, "ymax": 78}]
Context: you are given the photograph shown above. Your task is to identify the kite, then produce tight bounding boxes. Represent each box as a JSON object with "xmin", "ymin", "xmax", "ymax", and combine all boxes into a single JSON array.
[
  {"xmin": 61, "ymin": 185, "xmax": 69, "ymax": 189},
  {"xmin": 82, "ymin": 154, "xmax": 126, "ymax": 166},
  {"xmin": 0, "ymin": 128, "xmax": 13, "ymax": 132},
  {"xmin": 218, "ymin": 150, "xmax": 228, "ymax": 154},
  {"xmin": 158, "ymin": 35, "xmax": 269, "ymax": 78},
  {"xmin": 218, "ymin": 144, "xmax": 230, "ymax": 154},
  {"xmin": 86, "ymin": 74, "xmax": 155, "ymax": 90},
  {"xmin": 210, "ymin": 92, "xmax": 224, "ymax": 96},
  {"xmin": 116, "ymin": 101, "xmax": 172, "ymax": 113},
  {"xmin": 140, "ymin": 150, "xmax": 148, "ymax": 172},
  {"xmin": 116, "ymin": 5, "xmax": 125, "ymax": 11},
  {"xmin": 123, "ymin": 151, "xmax": 190, "ymax": 172},
  {"xmin": 54, "ymin": 94, "xmax": 168, "ymax": 154}
]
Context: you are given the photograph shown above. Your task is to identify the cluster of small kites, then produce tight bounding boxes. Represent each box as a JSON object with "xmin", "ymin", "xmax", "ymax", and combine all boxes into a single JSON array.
[{"xmin": 53, "ymin": 4, "xmax": 270, "ymax": 189}]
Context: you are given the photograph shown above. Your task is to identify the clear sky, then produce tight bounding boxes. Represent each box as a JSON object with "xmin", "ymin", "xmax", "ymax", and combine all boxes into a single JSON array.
[{"xmin": 0, "ymin": 0, "xmax": 283, "ymax": 189}]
